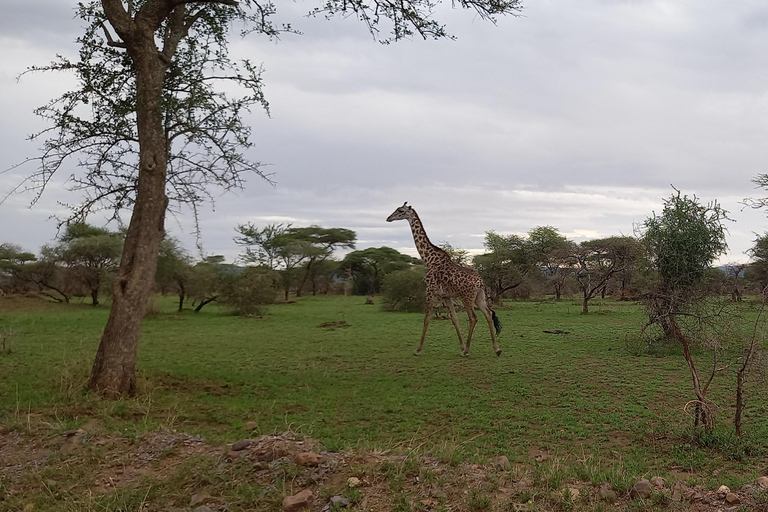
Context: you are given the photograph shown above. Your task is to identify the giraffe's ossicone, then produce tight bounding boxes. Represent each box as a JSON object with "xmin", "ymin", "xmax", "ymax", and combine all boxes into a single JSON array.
[{"xmin": 386, "ymin": 202, "xmax": 501, "ymax": 357}]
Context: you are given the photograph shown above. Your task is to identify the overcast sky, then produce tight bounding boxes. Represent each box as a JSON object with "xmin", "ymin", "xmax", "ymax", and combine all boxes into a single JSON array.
[{"xmin": 2, "ymin": 0, "xmax": 768, "ymax": 264}]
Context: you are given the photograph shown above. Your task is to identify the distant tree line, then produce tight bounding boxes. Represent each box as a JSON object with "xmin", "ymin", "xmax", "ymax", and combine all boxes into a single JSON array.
[{"xmin": 3, "ymin": 210, "xmax": 768, "ymax": 317}]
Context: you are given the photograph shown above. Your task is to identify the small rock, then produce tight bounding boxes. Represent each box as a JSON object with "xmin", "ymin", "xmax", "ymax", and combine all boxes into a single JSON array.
[
  {"xmin": 717, "ymin": 484, "xmax": 731, "ymax": 497},
  {"xmin": 330, "ymin": 495, "xmax": 350, "ymax": 508},
  {"xmin": 227, "ymin": 450, "xmax": 242, "ymax": 459},
  {"xmin": 741, "ymin": 484, "xmax": 755, "ymax": 495},
  {"xmin": 243, "ymin": 421, "xmax": 259, "ymax": 430},
  {"xmin": 757, "ymin": 476, "xmax": 768, "ymax": 489},
  {"xmin": 598, "ymin": 483, "xmax": 617, "ymax": 501},
  {"xmin": 650, "ymin": 476, "xmax": 666, "ymax": 488},
  {"xmin": 493, "ymin": 455, "xmax": 510, "ymax": 469},
  {"xmin": 701, "ymin": 495, "xmax": 714, "ymax": 505},
  {"xmin": 725, "ymin": 492, "xmax": 741, "ymax": 505},
  {"xmin": 293, "ymin": 452, "xmax": 324, "ymax": 466},
  {"xmin": 347, "ymin": 477, "xmax": 361, "ymax": 488},
  {"xmin": 282, "ymin": 489, "xmax": 314, "ymax": 512},
  {"xmin": 190, "ymin": 493, "xmax": 209, "ymax": 507},
  {"xmin": 629, "ymin": 479, "xmax": 652, "ymax": 499},
  {"xmin": 671, "ymin": 481, "xmax": 687, "ymax": 502},
  {"xmin": 688, "ymin": 491, "xmax": 704, "ymax": 503},
  {"xmin": 566, "ymin": 486, "xmax": 580, "ymax": 500},
  {"xmin": 232, "ymin": 439, "xmax": 251, "ymax": 451}
]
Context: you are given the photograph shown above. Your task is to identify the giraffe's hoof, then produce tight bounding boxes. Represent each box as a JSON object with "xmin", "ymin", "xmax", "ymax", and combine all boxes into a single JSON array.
[
  {"xmin": 460, "ymin": 351, "xmax": 468, "ymax": 358},
  {"xmin": 496, "ymin": 349, "xmax": 502, "ymax": 356},
  {"xmin": 413, "ymin": 350, "xmax": 421, "ymax": 356}
]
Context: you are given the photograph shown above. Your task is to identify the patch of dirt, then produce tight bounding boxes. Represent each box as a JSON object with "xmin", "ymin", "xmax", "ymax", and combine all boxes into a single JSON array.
[
  {"xmin": 318, "ymin": 321, "xmax": 350, "ymax": 329},
  {"xmin": 2, "ymin": 428, "xmax": 767, "ymax": 512}
]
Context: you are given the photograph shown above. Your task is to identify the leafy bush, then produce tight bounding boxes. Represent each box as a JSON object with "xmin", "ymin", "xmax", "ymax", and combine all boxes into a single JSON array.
[
  {"xmin": 219, "ymin": 267, "xmax": 277, "ymax": 316},
  {"xmin": 381, "ymin": 267, "xmax": 426, "ymax": 312}
]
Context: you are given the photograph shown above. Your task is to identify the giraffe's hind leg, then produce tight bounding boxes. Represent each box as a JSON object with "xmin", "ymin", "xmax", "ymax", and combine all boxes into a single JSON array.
[
  {"xmin": 460, "ymin": 296, "xmax": 478, "ymax": 357},
  {"xmin": 415, "ymin": 293, "xmax": 434, "ymax": 356},
  {"xmin": 476, "ymin": 290, "xmax": 501, "ymax": 356},
  {"xmin": 444, "ymin": 297, "xmax": 466, "ymax": 355}
]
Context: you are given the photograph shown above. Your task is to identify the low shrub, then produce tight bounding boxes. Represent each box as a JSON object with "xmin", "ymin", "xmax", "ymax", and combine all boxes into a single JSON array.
[{"xmin": 381, "ymin": 267, "xmax": 426, "ymax": 313}]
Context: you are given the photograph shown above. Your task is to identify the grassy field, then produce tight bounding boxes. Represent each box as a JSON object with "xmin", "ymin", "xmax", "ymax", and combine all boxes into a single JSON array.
[{"xmin": 1, "ymin": 294, "xmax": 768, "ymax": 511}]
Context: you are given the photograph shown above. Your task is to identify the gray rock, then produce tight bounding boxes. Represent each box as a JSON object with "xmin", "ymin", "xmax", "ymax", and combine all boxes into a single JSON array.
[
  {"xmin": 232, "ymin": 439, "xmax": 251, "ymax": 451},
  {"xmin": 493, "ymin": 455, "xmax": 510, "ymax": 469},
  {"xmin": 330, "ymin": 495, "xmax": 350, "ymax": 507},
  {"xmin": 598, "ymin": 483, "xmax": 617, "ymax": 501},
  {"xmin": 650, "ymin": 476, "xmax": 666, "ymax": 488},
  {"xmin": 671, "ymin": 481, "xmax": 687, "ymax": 502},
  {"xmin": 629, "ymin": 479, "xmax": 652, "ymax": 499},
  {"xmin": 725, "ymin": 492, "xmax": 741, "ymax": 505},
  {"xmin": 189, "ymin": 493, "xmax": 209, "ymax": 507}
]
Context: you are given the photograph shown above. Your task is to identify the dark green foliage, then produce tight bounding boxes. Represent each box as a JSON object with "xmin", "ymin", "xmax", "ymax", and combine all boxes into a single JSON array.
[
  {"xmin": 643, "ymin": 191, "xmax": 728, "ymax": 294},
  {"xmin": 473, "ymin": 231, "xmax": 532, "ymax": 302},
  {"xmin": 340, "ymin": 247, "xmax": 421, "ymax": 295},
  {"xmin": 219, "ymin": 266, "xmax": 278, "ymax": 316},
  {"xmin": 155, "ymin": 237, "xmax": 193, "ymax": 310},
  {"xmin": 381, "ymin": 266, "xmax": 427, "ymax": 312},
  {"xmin": 747, "ymin": 234, "xmax": 768, "ymax": 290}
]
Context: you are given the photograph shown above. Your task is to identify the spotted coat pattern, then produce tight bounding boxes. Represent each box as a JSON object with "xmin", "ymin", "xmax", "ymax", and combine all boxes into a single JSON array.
[{"xmin": 386, "ymin": 203, "xmax": 501, "ymax": 357}]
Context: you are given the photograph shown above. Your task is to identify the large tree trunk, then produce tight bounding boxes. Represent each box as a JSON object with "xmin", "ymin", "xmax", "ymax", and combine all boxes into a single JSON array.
[{"xmin": 88, "ymin": 35, "xmax": 168, "ymax": 397}]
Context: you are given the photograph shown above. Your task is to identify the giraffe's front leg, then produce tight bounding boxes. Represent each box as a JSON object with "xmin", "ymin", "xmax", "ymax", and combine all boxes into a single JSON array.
[
  {"xmin": 415, "ymin": 295, "xmax": 434, "ymax": 355},
  {"xmin": 444, "ymin": 298, "xmax": 466, "ymax": 354}
]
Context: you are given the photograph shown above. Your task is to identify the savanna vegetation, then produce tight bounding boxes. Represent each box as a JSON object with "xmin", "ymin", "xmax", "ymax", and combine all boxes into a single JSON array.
[
  {"xmin": 4, "ymin": 1, "xmax": 768, "ymax": 509},
  {"xmin": 1, "ymin": 294, "xmax": 768, "ymax": 511}
]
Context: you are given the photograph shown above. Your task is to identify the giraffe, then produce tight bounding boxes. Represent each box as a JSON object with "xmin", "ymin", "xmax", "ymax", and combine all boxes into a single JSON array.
[{"xmin": 386, "ymin": 202, "xmax": 502, "ymax": 357}]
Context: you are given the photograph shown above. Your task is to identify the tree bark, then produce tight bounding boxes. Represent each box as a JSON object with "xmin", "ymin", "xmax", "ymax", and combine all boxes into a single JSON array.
[
  {"xmin": 88, "ymin": 14, "xmax": 169, "ymax": 397},
  {"xmin": 674, "ymin": 321, "xmax": 712, "ymax": 431}
]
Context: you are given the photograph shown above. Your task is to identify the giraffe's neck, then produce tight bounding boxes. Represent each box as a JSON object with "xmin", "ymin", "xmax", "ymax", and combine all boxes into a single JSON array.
[{"xmin": 408, "ymin": 211, "xmax": 444, "ymax": 266}]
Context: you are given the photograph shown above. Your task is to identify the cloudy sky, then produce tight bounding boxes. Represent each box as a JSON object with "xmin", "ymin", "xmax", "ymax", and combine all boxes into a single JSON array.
[{"xmin": 2, "ymin": 0, "xmax": 768, "ymax": 264}]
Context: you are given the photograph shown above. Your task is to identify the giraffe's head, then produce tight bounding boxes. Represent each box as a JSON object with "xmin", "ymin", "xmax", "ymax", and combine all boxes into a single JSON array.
[{"xmin": 386, "ymin": 202, "xmax": 414, "ymax": 222}]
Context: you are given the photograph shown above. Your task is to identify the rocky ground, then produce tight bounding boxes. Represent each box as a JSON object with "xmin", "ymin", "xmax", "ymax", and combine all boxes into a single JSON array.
[{"xmin": 2, "ymin": 424, "xmax": 768, "ymax": 511}]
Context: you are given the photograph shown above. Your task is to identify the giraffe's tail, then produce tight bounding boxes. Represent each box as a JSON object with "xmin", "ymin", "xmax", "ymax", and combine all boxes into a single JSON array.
[{"xmin": 491, "ymin": 309, "xmax": 502, "ymax": 335}]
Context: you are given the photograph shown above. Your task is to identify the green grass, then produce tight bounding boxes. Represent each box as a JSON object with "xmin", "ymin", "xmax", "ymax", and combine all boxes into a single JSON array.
[{"xmin": 1, "ymin": 294, "xmax": 768, "ymax": 509}]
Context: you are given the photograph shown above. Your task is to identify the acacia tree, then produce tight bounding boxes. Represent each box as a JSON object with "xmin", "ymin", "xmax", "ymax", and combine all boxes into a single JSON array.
[
  {"xmin": 473, "ymin": 231, "xmax": 533, "ymax": 303},
  {"xmin": 236, "ymin": 224, "xmax": 356, "ymax": 298},
  {"xmin": 291, "ymin": 227, "xmax": 356, "ymax": 296},
  {"xmin": 19, "ymin": 0, "xmax": 523, "ymax": 396},
  {"xmin": 51, "ymin": 223, "xmax": 123, "ymax": 306},
  {"xmin": 155, "ymin": 236, "xmax": 193, "ymax": 311},
  {"xmin": 572, "ymin": 236, "xmax": 640, "ymax": 314},
  {"xmin": 641, "ymin": 191, "xmax": 729, "ymax": 431},
  {"xmin": 528, "ymin": 226, "xmax": 569, "ymax": 299}
]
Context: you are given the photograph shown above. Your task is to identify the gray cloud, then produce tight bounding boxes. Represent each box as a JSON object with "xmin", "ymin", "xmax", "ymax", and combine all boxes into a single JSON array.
[{"xmin": 2, "ymin": 0, "xmax": 768, "ymax": 266}]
